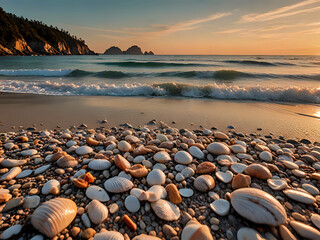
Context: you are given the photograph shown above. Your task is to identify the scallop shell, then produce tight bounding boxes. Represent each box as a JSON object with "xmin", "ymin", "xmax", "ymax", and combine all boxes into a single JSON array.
[
  {"xmin": 230, "ymin": 188, "xmax": 287, "ymax": 226},
  {"xmin": 244, "ymin": 164, "xmax": 272, "ymax": 180},
  {"xmin": 132, "ymin": 234, "xmax": 161, "ymax": 240},
  {"xmin": 181, "ymin": 219, "xmax": 214, "ymax": 240},
  {"xmin": 146, "ymin": 169, "xmax": 166, "ymax": 186},
  {"xmin": 88, "ymin": 159, "xmax": 111, "ymax": 171},
  {"xmin": 154, "ymin": 151, "xmax": 171, "ymax": 163},
  {"xmin": 126, "ymin": 164, "xmax": 148, "ymax": 178},
  {"xmin": 151, "ymin": 199, "xmax": 180, "ymax": 221},
  {"xmin": 267, "ymin": 179, "xmax": 288, "ymax": 191},
  {"xmin": 194, "ymin": 175, "xmax": 215, "ymax": 192},
  {"xmin": 57, "ymin": 155, "xmax": 78, "ymax": 168},
  {"xmin": 0, "ymin": 167, "xmax": 21, "ymax": 181},
  {"xmin": 86, "ymin": 185, "xmax": 110, "ymax": 202},
  {"xmin": 283, "ymin": 189, "xmax": 316, "ymax": 205},
  {"xmin": 42, "ymin": 179, "xmax": 60, "ymax": 195},
  {"xmin": 31, "ymin": 198, "xmax": 77, "ymax": 238},
  {"xmin": 114, "ymin": 154, "xmax": 131, "ymax": 171},
  {"xmin": 104, "ymin": 176, "xmax": 133, "ymax": 193},
  {"xmin": 93, "ymin": 231, "xmax": 124, "ymax": 240},
  {"xmin": 87, "ymin": 199, "xmax": 109, "ymax": 225},
  {"xmin": 1, "ymin": 159, "xmax": 27, "ymax": 168},
  {"xmin": 174, "ymin": 151, "xmax": 192, "ymax": 165}
]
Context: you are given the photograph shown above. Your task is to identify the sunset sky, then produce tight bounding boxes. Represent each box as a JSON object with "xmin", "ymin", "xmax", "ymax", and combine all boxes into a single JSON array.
[{"xmin": 2, "ymin": 0, "xmax": 320, "ymax": 54}]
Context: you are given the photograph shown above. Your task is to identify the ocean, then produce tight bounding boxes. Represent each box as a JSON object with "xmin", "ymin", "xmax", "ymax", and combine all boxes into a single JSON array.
[{"xmin": 0, "ymin": 55, "xmax": 319, "ymax": 104}]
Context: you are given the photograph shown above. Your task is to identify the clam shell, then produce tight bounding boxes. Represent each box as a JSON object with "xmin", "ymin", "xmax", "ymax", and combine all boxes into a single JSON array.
[
  {"xmin": 146, "ymin": 169, "xmax": 166, "ymax": 186},
  {"xmin": 86, "ymin": 185, "xmax": 110, "ymax": 202},
  {"xmin": 189, "ymin": 146, "xmax": 204, "ymax": 159},
  {"xmin": 147, "ymin": 185, "xmax": 167, "ymax": 202},
  {"xmin": 245, "ymin": 164, "xmax": 272, "ymax": 180},
  {"xmin": 130, "ymin": 188, "xmax": 146, "ymax": 199},
  {"xmin": 230, "ymin": 188, "xmax": 287, "ymax": 226},
  {"xmin": 237, "ymin": 227, "xmax": 264, "ymax": 240},
  {"xmin": 42, "ymin": 179, "xmax": 60, "ymax": 195},
  {"xmin": 215, "ymin": 171, "xmax": 233, "ymax": 183},
  {"xmin": 154, "ymin": 151, "xmax": 171, "ymax": 163},
  {"xmin": 0, "ymin": 167, "xmax": 21, "ymax": 181},
  {"xmin": 151, "ymin": 199, "xmax": 180, "ymax": 221},
  {"xmin": 1, "ymin": 159, "xmax": 27, "ymax": 168},
  {"xmin": 125, "ymin": 195, "xmax": 140, "ymax": 213},
  {"xmin": 194, "ymin": 175, "xmax": 215, "ymax": 192},
  {"xmin": 88, "ymin": 159, "xmax": 111, "ymax": 171},
  {"xmin": 174, "ymin": 151, "xmax": 192, "ymax": 165},
  {"xmin": 181, "ymin": 219, "xmax": 214, "ymax": 240},
  {"xmin": 57, "ymin": 155, "xmax": 78, "ymax": 168},
  {"xmin": 104, "ymin": 176, "xmax": 133, "ymax": 193},
  {"xmin": 267, "ymin": 179, "xmax": 288, "ymax": 191},
  {"xmin": 31, "ymin": 198, "xmax": 77, "ymax": 238},
  {"xmin": 87, "ymin": 200, "xmax": 109, "ymax": 225},
  {"xmin": 132, "ymin": 234, "xmax": 161, "ymax": 240},
  {"xmin": 207, "ymin": 142, "xmax": 230, "ymax": 155},
  {"xmin": 93, "ymin": 231, "xmax": 124, "ymax": 240},
  {"xmin": 114, "ymin": 154, "xmax": 131, "ymax": 171},
  {"xmin": 283, "ymin": 189, "xmax": 315, "ymax": 205},
  {"xmin": 290, "ymin": 221, "xmax": 320, "ymax": 239},
  {"xmin": 75, "ymin": 146, "xmax": 93, "ymax": 155}
]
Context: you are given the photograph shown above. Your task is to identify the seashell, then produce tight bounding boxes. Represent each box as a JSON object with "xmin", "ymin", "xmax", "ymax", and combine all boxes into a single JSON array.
[
  {"xmin": 123, "ymin": 214, "xmax": 137, "ymax": 231},
  {"xmin": 0, "ymin": 224, "xmax": 23, "ymax": 240},
  {"xmin": 34, "ymin": 165, "xmax": 51, "ymax": 175},
  {"xmin": 1, "ymin": 159, "xmax": 27, "ymax": 168},
  {"xmin": 207, "ymin": 142, "xmax": 230, "ymax": 155},
  {"xmin": 230, "ymin": 163, "xmax": 247, "ymax": 174},
  {"xmin": 174, "ymin": 151, "xmax": 192, "ymax": 165},
  {"xmin": 237, "ymin": 227, "xmax": 264, "ymax": 240},
  {"xmin": 42, "ymin": 179, "xmax": 60, "ymax": 195},
  {"xmin": 189, "ymin": 146, "xmax": 204, "ymax": 159},
  {"xmin": 125, "ymin": 135, "xmax": 140, "ymax": 143},
  {"xmin": 196, "ymin": 162, "xmax": 216, "ymax": 174},
  {"xmin": 151, "ymin": 199, "xmax": 180, "ymax": 221},
  {"xmin": 133, "ymin": 235, "xmax": 161, "ymax": 240},
  {"xmin": 245, "ymin": 164, "xmax": 272, "ymax": 180},
  {"xmin": 302, "ymin": 183, "xmax": 319, "ymax": 196},
  {"xmin": 210, "ymin": 199, "xmax": 230, "ymax": 216},
  {"xmin": 283, "ymin": 189, "xmax": 315, "ymax": 205},
  {"xmin": 87, "ymin": 200, "xmax": 109, "ymax": 225},
  {"xmin": 146, "ymin": 169, "xmax": 166, "ymax": 186},
  {"xmin": 57, "ymin": 155, "xmax": 78, "ymax": 168},
  {"xmin": 165, "ymin": 183, "xmax": 182, "ymax": 204},
  {"xmin": 215, "ymin": 171, "xmax": 233, "ymax": 183},
  {"xmin": 0, "ymin": 189, "xmax": 12, "ymax": 203},
  {"xmin": 290, "ymin": 221, "xmax": 320, "ymax": 239},
  {"xmin": 118, "ymin": 140, "xmax": 132, "ymax": 152},
  {"xmin": 231, "ymin": 144, "xmax": 246, "ymax": 154},
  {"xmin": 154, "ymin": 151, "xmax": 171, "ymax": 163},
  {"xmin": 179, "ymin": 188, "xmax": 194, "ymax": 198},
  {"xmin": 75, "ymin": 146, "xmax": 93, "ymax": 155},
  {"xmin": 125, "ymin": 195, "xmax": 140, "ymax": 213},
  {"xmin": 114, "ymin": 154, "xmax": 131, "ymax": 171},
  {"xmin": 125, "ymin": 164, "xmax": 148, "ymax": 178},
  {"xmin": 267, "ymin": 179, "xmax": 288, "ymax": 191},
  {"xmin": 20, "ymin": 149, "xmax": 37, "ymax": 156},
  {"xmin": 93, "ymin": 231, "xmax": 124, "ymax": 240},
  {"xmin": 259, "ymin": 151, "xmax": 273, "ymax": 162},
  {"xmin": 232, "ymin": 173, "xmax": 251, "ymax": 190},
  {"xmin": 72, "ymin": 178, "xmax": 89, "ymax": 188},
  {"xmin": 31, "ymin": 198, "xmax": 77, "ymax": 238},
  {"xmin": 145, "ymin": 185, "xmax": 167, "ymax": 202},
  {"xmin": 84, "ymin": 172, "xmax": 95, "ymax": 183},
  {"xmin": 86, "ymin": 185, "xmax": 110, "ymax": 202},
  {"xmin": 104, "ymin": 176, "xmax": 133, "ymax": 193},
  {"xmin": 130, "ymin": 188, "xmax": 146, "ymax": 199},
  {"xmin": 311, "ymin": 214, "xmax": 320, "ymax": 230},
  {"xmin": 0, "ymin": 167, "xmax": 21, "ymax": 181},
  {"xmin": 133, "ymin": 145, "xmax": 153, "ymax": 155},
  {"xmin": 194, "ymin": 175, "xmax": 215, "ymax": 192},
  {"xmin": 86, "ymin": 137, "xmax": 100, "ymax": 146},
  {"xmin": 279, "ymin": 225, "xmax": 296, "ymax": 240},
  {"xmin": 49, "ymin": 152, "xmax": 67, "ymax": 162},
  {"xmin": 23, "ymin": 195, "xmax": 40, "ymax": 209},
  {"xmin": 88, "ymin": 159, "xmax": 111, "ymax": 170},
  {"xmin": 181, "ymin": 219, "xmax": 214, "ymax": 240},
  {"xmin": 230, "ymin": 188, "xmax": 287, "ymax": 226}
]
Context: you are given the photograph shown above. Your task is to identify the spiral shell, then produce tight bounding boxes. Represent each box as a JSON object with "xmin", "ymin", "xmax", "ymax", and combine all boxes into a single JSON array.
[
  {"xmin": 31, "ymin": 198, "xmax": 77, "ymax": 238},
  {"xmin": 104, "ymin": 176, "xmax": 133, "ymax": 193},
  {"xmin": 87, "ymin": 200, "xmax": 109, "ymax": 225},
  {"xmin": 181, "ymin": 219, "xmax": 214, "ymax": 240},
  {"xmin": 93, "ymin": 231, "xmax": 124, "ymax": 240},
  {"xmin": 230, "ymin": 188, "xmax": 287, "ymax": 226},
  {"xmin": 151, "ymin": 199, "xmax": 180, "ymax": 221},
  {"xmin": 193, "ymin": 175, "xmax": 215, "ymax": 192}
]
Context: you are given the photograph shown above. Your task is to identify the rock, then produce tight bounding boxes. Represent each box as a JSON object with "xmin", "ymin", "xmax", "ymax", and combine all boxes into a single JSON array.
[
  {"xmin": 290, "ymin": 221, "xmax": 320, "ymax": 239},
  {"xmin": 245, "ymin": 164, "xmax": 272, "ymax": 180},
  {"xmin": 311, "ymin": 214, "xmax": 320, "ymax": 230},
  {"xmin": 104, "ymin": 46, "xmax": 124, "ymax": 55},
  {"xmin": 210, "ymin": 199, "xmax": 230, "ymax": 216},
  {"xmin": 196, "ymin": 162, "xmax": 216, "ymax": 174},
  {"xmin": 23, "ymin": 195, "xmax": 40, "ymax": 209},
  {"xmin": 118, "ymin": 140, "xmax": 132, "ymax": 152},
  {"xmin": 215, "ymin": 171, "xmax": 233, "ymax": 183},
  {"xmin": 86, "ymin": 185, "xmax": 110, "ymax": 202},
  {"xmin": 189, "ymin": 146, "xmax": 204, "ymax": 159},
  {"xmin": 283, "ymin": 189, "xmax": 315, "ymax": 205},
  {"xmin": 194, "ymin": 175, "xmax": 215, "ymax": 192},
  {"xmin": 125, "ymin": 195, "xmax": 140, "ymax": 213},
  {"xmin": 163, "ymin": 224, "xmax": 177, "ymax": 237},
  {"xmin": 237, "ymin": 227, "xmax": 264, "ymax": 240},
  {"xmin": 267, "ymin": 179, "xmax": 288, "ymax": 191},
  {"xmin": 179, "ymin": 188, "xmax": 194, "ymax": 198},
  {"xmin": 181, "ymin": 219, "xmax": 214, "ymax": 240},
  {"xmin": 174, "ymin": 151, "xmax": 192, "ymax": 165},
  {"xmin": 259, "ymin": 151, "xmax": 273, "ymax": 162},
  {"xmin": 165, "ymin": 183, "xmax": 182, "ymax": 204},
  {"xmin": 2, "ymin": 197, "xmax": 23, "ymax": 212},
  {"xmin": 0, "ymin": 224, "xmax": 22, "ymax": 239},
  {"xmin": 124, "ymin": 45, "xmax": 143, "ymax": 55},
  {"xmin": 75, "ymin": 146, "xmax": 93, "ymax": 155},
  {"xmin": 207, "ymin": 142, "xmax": 230, "ymax": 155},
  {"xmin": 279, "ymin": 225, "xmax": 297, "ymax": 240},
  {"xmin": 154, "ymin": 151, "xmax": 171, "ymax": 163},
  {"xmin": 232, "ymin": 173, "xmax": 251, "ymax": 190},
  {"xmin": 147, "ymin": 169, "xmax": 166, "ymax": 186}
]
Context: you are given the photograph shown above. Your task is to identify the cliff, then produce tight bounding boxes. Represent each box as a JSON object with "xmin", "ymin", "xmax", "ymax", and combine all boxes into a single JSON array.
[
  {"xmin": 104, "ymin": 45, "xmax": 154, "ymax": 55},
  {"xmin": 0, "ymin": 7, "xmax": 95, "ymax": 56}
]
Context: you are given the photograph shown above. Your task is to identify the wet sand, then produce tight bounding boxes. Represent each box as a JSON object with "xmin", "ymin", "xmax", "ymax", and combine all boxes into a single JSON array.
[{"xmin": 0, "ymin": 92, "xmax": 319, "ymax": 141}]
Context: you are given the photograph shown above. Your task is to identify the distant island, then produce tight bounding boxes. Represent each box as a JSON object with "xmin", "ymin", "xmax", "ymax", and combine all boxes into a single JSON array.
[
  {"xmin": 0, "ymin": 8, "xmax": 95, "ymax": 56},
  {"xmin": 104, "ymin": 45, "xmax": 154, "ymax": 55}
]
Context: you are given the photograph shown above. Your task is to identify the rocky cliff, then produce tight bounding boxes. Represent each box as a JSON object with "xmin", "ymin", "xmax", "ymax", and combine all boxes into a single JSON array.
[
  {"xmin": 0, "ymin": 8, "xmax": 95, "ymax": 56},
  {"xmin": 104, "ymin": 45, "xmax": 154, "ymax": 55}
]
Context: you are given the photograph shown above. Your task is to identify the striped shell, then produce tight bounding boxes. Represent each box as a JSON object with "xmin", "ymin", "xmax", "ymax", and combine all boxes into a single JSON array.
[
  {"xmin": 151, "ymin": 199, "xmax": 180, "ymax": 221},
  {"xmin": 132, "ymin": 234, "xmax": 161, "ymax": 240},
  {"xmin": 230, "ymin": 188, "xmax": 287, "ymax": 226},
  {"xmin": 104, "ymin": 176, "xmax": 133, "ymax": 193},
  {"xmin": 87, "ymin": 200, "xmax": 109, "ymax": 225},
  {"xmin": 31, "ymin": 198, "xmax": 77, "ymax": 238},
  {"xmin": 181, "ymin": 219, "xmax": 214, "ymax": 240},
  {"xmin": 88, "ymin": 159, "xmax": 111, "ymax": 171},
  {"xmin": 93, "ymin": 231, "xmax": 124, "ymax": 240}
]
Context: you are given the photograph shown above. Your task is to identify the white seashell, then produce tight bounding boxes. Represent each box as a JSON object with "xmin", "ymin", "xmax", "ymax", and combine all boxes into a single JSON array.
[
  {"xmin": 104, "ymin": 176, "xmax": 133, "ymax": 193},
  {"xmin": 215, "ymin": 171, "xmax": 233, "ymax": 183},
  {"xmin": 267, "ymin": 179, "xmax": 288, "ymax": 191},
  {"xmin": 93, "ymin": 231, "xmax": 124, "ymax": 240},
  {"xmin": 31, "ymin": 198, "xmax": 77, "ymax": 238},
  {"xmin": 154, "ymin": 151, "xmax": 171, "ymax": 163},
  {"xmin": 290, "ymin": 221, "xmax": 320, "ymax": 239},
  {"xmin": 207, "ymin": 142, "xmax": 230, "ymax": 155},
  {"xmin": 125, "ymin": 195, "xmax": 140, "ymax": 212},
  {"xmin": 146, "ymin": 169, "xmax": 166, "ymax": 186},
  {"xmin": 81, "ymin": 213, "xmax": 91, "ymax": 228},
  {"xmin": 87, "ymin": 200, "xmax": 109, "ymax": 225},
  {"xmin": 0, "ymin": 224, "xmax": 22, "ymax": 240},
  {"xmin": 151, "ymin": 199, "xmax": 180, "ymax": 221},
  {"xmin": 130, "ymin": 188, "xmax": 146, "ymax": 199},
  {"xmin": 0, "ymin": 167, "xmax": 21, "ymax": 181},
  {"xmin": 179, "ymin": 188, "xmax": 194, "ymax": 198},
  {"xmin": 174, "ymin": 151, "xmax": 192, "ymax": 165},
  {"xmin": 20, "ymin": 149, "xmax": 37, "ymax": 156},
  {"xmin": 117, "ymin": 140, "xmax": 131, "ymax": 152},
  {"xmin": 181, "ymin": 219, "xmax": 213, "ymax": 240},
  {"xmin": 132, "ymin": 234, "xmax": 161, "ymax": 240},
  {"xmin": 75, "ymin": 146, "xmax": 93, "ymax": 155},
  {"xmin": 73, "ymin": 169, "xmax": 86, "ymax": 178},
  {"xmin": 23, "ymin": 195, "xmax": 40, "ymax": 209},
  {"xmin": 189, "ymin": 146, "xmax": 204, "ymax": 159},
  {"xmin": 231, "ymin": 144, "xmax": 246, "ymax": 154},
  {"xmin": 42, "ymin": 179, "xmax": 60, "ymax": 195},
  {"xmin": 1, "ymin": 159, "xmax": 27, "ymax": 168},
  {"xmin": 16, "ymin": 169, "xmax": 33, "ymax": 179},
  {"xmin": 4, "ymin": 142, "xmax": 15, "ymax": 150},
  {"xmin": 283, "ymin": 189, "xmax": 315, "ymax": 205},
  {"xmin": 146, "ymin": 185, "xmax": 167, "ymax": 202},
  {"xmin": 210, "ymin": 199, "xmax": 230, "ymax": 216},
  {"xmin": 230, "ymin": 188, "xmax": 287, "ymax": 226},
  {"xmin": 88, "ymin": 159, "xmax": 111, "ymax": 170},
  {"xmin": 237, "ymin": 227, "xmax": 264, "ymax": 240},
  {"xmin": 230, "ymin": 163, "xmax": 247, "ymax": 174},
  {"xmin": 311, "ymin": 214, "xmax": 320, "ymax": 230},
  {"xmin": 259, "ymin": 151, "xmax": 273, "ymax": 162},
  {"xmin": 34, "ymin": 165, "xmax": 51, "ymax": 175},
  {"xmin": 194, "ymin": 175, "xmax": 215, "ymax": 192},
  {"xmin": 86, "ymin": 185, "xmax": 110, "ymax": 202},
  {"xmin": 302, "ymin": 183, "xmax": 319, "ymax": 196}
]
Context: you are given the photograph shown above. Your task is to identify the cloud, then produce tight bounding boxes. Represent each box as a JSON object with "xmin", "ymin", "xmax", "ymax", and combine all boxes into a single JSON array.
[
  {"xmin": 213, "ymin": 29, "xmax": 243, "ymax": 34},
  {"xmin": 240, "ymin": 0, "xmax": 320, "ymax": 22}
]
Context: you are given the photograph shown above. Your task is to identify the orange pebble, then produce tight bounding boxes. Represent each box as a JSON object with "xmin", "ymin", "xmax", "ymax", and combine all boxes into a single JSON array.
[{"xmin": 123, "ymin": 214, "xmax": 137, "ymax": 231}]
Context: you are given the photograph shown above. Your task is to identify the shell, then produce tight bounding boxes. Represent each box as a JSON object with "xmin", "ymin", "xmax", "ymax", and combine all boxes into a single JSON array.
[
  {"xmin": 31, "ymin": 198, "xmax": 77, "ymax": 238},
  {"xmin": 133, "ymin": 145, "xmax": 153, "ymax": 155},
  {"xmin": 210, "ymin": 199, "xmax": 230, "ymax": 216},
  {"xmin": 123, "ymin": 214, "xmax": 137, "ymax": 231},
  {"xmin": 125, "ymin": 195, "xmax": 140, "ymax": 213},
  {"xmin": 174, "ymin": 151, "xmax": 192, "ymax": 165},
  {"xmin": 232, "ymin": 173, "xmax": 251, "ymax": 190},
  {"xmin": 88, "ymin": 159, "xmax": 111, "ymax": 171},
  {"xmin": 189, "ymin": 146, "xmax": 204, "ymax": 159},
  {"xmin": 237, "ymin": 227, "xmax": 265, "ymax": 240},
  {"xmin": 215, "ymin": 171, "xmax": 233, "ymax": 183},
  {"xmin": 146, "ymin": 169, "xmax": 166, "ymax": 186},
  {"xmin": 283, "ymin": 189, "xmax": 316, "ymax": 205},
  {"xmin": 125, "ymin": 135, "xmax": 140, "ymax": 143},
  {"xmin": 57, "ymin": 155, "xmax": 78, "ymax": 168},
  {"xmin": 230, "ymin": 188, "xmax": 287, "ymax": 226},
  {"xmin": 132, "ymin": 234, "xmax": 161, "ymax": 240},
  {"xmin": 87, "ymin": 200, "xmax": 109, "ymax": 225},
  {"xmin": 72, "ymin": 178, "xmax": 89, "ymax": 188},
  {"xmin": 165, "ymin": 183, "xmax": 182, "ymax": 204},
  {"xmin": 42, "ymin": 179, "xmax": 60, "ymax": 195},
  {"xmin": 93, "ymin": 231, "xmax": 124, "ymax": 240},
  {"xmin": 0, "ymin": 167, "xmax": 21, "ymax": 181},
  {"xmin": 207, "ymin": 142, "xmax": 230, "ymax": 155},
  {"xmin": 244, "ymin": 164, "xmax": 272, "ymax": 180},
  {"xmin": 154, "ymin": 151, "xmax": 171, "ymax": 163},
  {"xmin": 86, "ymin": 185, "xmax": 110, "ymax": 202},
  {"xmin": 181, "ymin": 219, "xmax": 214, "ymax": 240},
  {"xmin": 75, "ymin": 146, "xmax": 93, "ymax": 155},
  {"xmin": 193, "ymin": 175, "xmax": 215, "ymax": 192},
  {"xmin": 151, "ymin": 199, "xmax": 180, "ymax": 221},
  {"xmin": 146, "ymin": 185, "xmax": 167, "ymax": 202},
  {"xmin": 126, "ymin": 164, "xmax": 148, "ymax": 178},
  {"xmin": 104, "ymin": 176, "xmax": 133, "ymax": 193},
  {"xmin": 290, "ymin": 221, "xmax": 320, "ymax": 239},
  {"xmin": 86, "ymin": 137, "xmax": 100, "ymax": 146},
  {"xmin": 1, "ymin": 159, "xmax": 27, "ymax": 168},
  {"xmin": 117, "ymin": 140, "xmax": 132, "ymax": 152},
  {"xmin": 196, "ymin": 162, "xmax": 216, "ymax": 174},
  {"xmin": 267, "ymin": 179, "xmax": 288, "ymax": 191},
  {"xmin": 130, "ymin": 188, "xmax": 146, "ymax": 199},
  {"xmin": 0, "ymin": 224, "xmax": 22, "ymax": 240},
  {"xmin": 114, "ymin": 154, "xmax": 131, "ymax": 171}
]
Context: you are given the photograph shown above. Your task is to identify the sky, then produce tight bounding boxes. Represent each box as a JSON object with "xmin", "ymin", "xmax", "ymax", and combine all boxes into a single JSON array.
[{"xmin": 1, "ymin": 0, "xmax": 320, "ymax": 55}]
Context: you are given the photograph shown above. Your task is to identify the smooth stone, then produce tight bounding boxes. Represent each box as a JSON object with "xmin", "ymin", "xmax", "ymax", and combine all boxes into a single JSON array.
[
  {"xmin": 16, "ymin": 169, "xmax": 33, "ymax": 179},
  {"xmin": 259, "ymin": 151, "xmax": 273, "ymax": 162},
  {"xmin": 230, "ymin": 163, "xmax": 247, "ymax": 174},
  {"xmin": 117, "ymin": 140, "xmax": 131, "ymax": 152},
  {"xmin": 189, "ymin": 146, "xmax": 204, "ymax": 159},
  {"xmin": 207, "ymin": 142, "xmax": 230, "ymax": 155},
  {"xmin": 179, "ymin": 188, "xmax": 194, "ymax": 198},
  {"xmin": 267, "ymin": 179, "xmax": 288, "ymax": 191},
  {"xmin": 154, "ymin": 151, "xmax": 171, "ymax": 163},
  {"xmin": 76, "ymin": 146, "xmax": 93, "ymax": 155},
  {"xmin": 133, "ymin": 155, "xmax": 145, "ymax": 164},
  {"xmin": 86, "ymin": 185, "xmax": 110, "ymax": 202},
  {"xmin": 215, "ymin": 171, "xmax": 233, "ymax": 183},
  {"xmin": 311, "ymin": 214, "xmax": 320, "ymax": 230},
  {"xmin": 237, "ymin": 227, "xmax": 264, "ymax": 240},
  {"xmin": 34, "ymin": 165, "xmax": 51, "ymax": 175},
  {"xmin": 20, "ymin": 149, "xmax": 37, "ymax": 156},
  {"xmin": 81, "ymin": 213, "xmax": 91, "ymax": 228},
  {"xmin": 282, "ymin": 161, "xmax": 299, "ymax": 170},
  {"xmin": 302, "ymin": 183, "xmax": 320, "ymax": 196},
  {"xmin": 292, "ymin": 169, "xmax": 306, "ymax": 178},
  {"xmin": 174, "ymin": 151, "xmax": 192, "ymax": 165},
  {"xmin": 231, "ymin": 144, "xmax": 246, "ymax": 154},
  {"xmin": 147, "ymin": 169, "xmax": 166, "ymax": 186},
  {"xmin": 2, "ymin": 197, "xmax": 23, "ymax": 212},
  {"xmin": 210, "ymin": 199, "xmax": 230, "ymax": 216},
  {"xmin": 283, "ymin": 189, "xmax": 315, "ymax": 205},
  {"xmin": 23, "ymin": 195, "xmax": 40, "ymax": 209},
  {"xmin": 0, "ymin": 224, "xmax": 22, "ymax": 239},
  {"xmin": 290, "ymin": 221, "xmax": 320, "ymax": 239},
  {"xmin": 125, "ymin": 195, "xmax": 140, "ymax": 213},
  {"xmin": 88, "ymin": 159, "xmax": 111, "ymax": 170}
]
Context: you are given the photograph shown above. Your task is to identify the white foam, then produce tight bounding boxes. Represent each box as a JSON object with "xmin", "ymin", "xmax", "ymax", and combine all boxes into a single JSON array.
[{"xmin": 0, "ymin": 69, "xmax": 72, "ymax": 77}]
